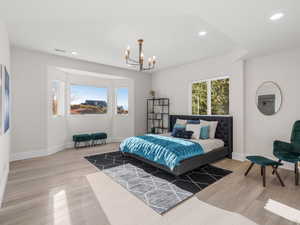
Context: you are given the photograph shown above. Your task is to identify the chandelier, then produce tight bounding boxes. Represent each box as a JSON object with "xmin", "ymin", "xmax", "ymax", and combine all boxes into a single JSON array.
[{"xmin": 125, "ymin": 39, "xmax": 156, "ymax": 71}]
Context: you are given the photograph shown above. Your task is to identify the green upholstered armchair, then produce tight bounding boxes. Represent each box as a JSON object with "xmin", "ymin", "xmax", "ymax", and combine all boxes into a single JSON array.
[{"xmin": 273, "ymin": 121, "xmax": 300, "ymax": 185}]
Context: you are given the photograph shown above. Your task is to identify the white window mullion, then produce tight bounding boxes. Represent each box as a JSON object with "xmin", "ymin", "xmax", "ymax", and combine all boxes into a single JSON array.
[
  {"xmin": 207, "ymin": 81, "xmax": 212, "ymax": 115},
  {"xmin": 59, "ymin": 81, "xmax": 65, "ymax": 116}
]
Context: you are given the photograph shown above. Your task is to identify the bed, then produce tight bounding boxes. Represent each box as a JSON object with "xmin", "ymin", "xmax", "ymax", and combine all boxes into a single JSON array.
[{"xmin": 120, "ymin": 115, "xmax": 233, "ymax": 176}]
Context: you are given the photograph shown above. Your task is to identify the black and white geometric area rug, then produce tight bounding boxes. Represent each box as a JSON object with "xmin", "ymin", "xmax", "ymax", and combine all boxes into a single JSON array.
[{"xmin": 85, "ymin": 151, "xmax": 232, "ymax": 214}]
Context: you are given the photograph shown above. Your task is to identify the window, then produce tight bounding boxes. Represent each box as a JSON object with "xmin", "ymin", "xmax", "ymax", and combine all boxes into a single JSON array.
[
  {"xmin": 211, "ymin": 78, "xmax": 229, "ymax": 115},
  {"xmin": 51, "ymin": 80, "xmax": 65, "ymax": 116},
  {"xmin": 116, "ymin": 88, "xmax": 129, "ymax": 114},
  {"xmin": 70, "ymin": 85, "xmax": 108, "ymax": 115},
  {"xmin": 192, "ymin": 77, "xmax": 229, "ymax": 115},
  {"xmin": 192, "ymin": 82, "xmax": 207, "ymax": 115}
]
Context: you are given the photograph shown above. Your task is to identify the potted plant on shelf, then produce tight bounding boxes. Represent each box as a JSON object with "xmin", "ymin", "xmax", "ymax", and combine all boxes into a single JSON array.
[{"xmin": 150, "ymin": 90, "xmax": 156, "ymax": 99}]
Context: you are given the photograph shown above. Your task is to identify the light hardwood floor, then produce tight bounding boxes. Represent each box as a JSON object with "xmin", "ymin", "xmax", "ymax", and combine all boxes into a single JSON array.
[{"xmin": 0, "ymin": 143, "xmax": 299, "ymax": 225}]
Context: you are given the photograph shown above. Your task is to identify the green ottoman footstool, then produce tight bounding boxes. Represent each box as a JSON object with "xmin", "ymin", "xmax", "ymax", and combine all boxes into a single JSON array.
[
  {"xmin": 91, "ymin": 133, "xmax": 107, "ymax": 146},
  {"xmin": 244, "ymin": 155, "xmax": 285, "ymax": 187},
  {"xmin": 73, "ymin": 134, "xmax": 91, "ymax": 149}
]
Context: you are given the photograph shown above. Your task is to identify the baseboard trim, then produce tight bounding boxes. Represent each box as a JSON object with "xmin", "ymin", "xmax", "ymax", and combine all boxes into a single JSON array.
[
  {"xmin": 281, "ymin": 162, "xmax": 295, "ymax": 171},
  {"xmin": 10, "ymin": 138, "xmax": 121, "ymax": 162},
  {"xmin": 232, "ymin": 152, "xmax": 245, "ymax": 161},
  {"xmin": 111, "ymin": 137, "xmax": 125, "ymax": 142},
  {"xmin": 0, "ymin": 163, "xmax": 9, "ymax": 208},
  {"xmin": 10, "ymin": 143, "xmax": 68, "ymax": 162},
  {"xmin": 47, "ymin": 143, "xmax": 69, "ymax": 155},
  {"xmin": 10, "ymin": 149, "xmax": 47, "ymax": 161}
]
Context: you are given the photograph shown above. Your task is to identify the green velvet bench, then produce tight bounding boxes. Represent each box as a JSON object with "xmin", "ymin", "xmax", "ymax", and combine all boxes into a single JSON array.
[
  {"xmin": 244, "ymin": 155, "xmax": 285, "ymax": 187},
  {"xmin": 90, "ymin": 133, "xmax": 107, "ymax": 146},
  {"xmin": 73, "ymin": 134, "xmax": 91, "ymax": 149}
]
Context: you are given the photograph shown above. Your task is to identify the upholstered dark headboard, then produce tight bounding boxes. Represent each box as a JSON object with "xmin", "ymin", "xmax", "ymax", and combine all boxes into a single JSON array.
[{"xmin": 169, "ymin": 115, "xmax": 233, "ymax": 154}]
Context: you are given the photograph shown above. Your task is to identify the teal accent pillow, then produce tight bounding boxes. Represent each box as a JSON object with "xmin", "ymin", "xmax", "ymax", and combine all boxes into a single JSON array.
[
  {"xmin": 200, "ymin": 126, "xmax": 209, "ymax": 139},
  {"xmin": 172, "ymin": 124, "xmax": 186, "ymax": 136}
]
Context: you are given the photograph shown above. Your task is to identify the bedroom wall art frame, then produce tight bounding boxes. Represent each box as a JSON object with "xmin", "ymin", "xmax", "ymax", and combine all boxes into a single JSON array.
[{"xmin": 4, "ymin": 66, "xmax": 10, "ymax": 133}]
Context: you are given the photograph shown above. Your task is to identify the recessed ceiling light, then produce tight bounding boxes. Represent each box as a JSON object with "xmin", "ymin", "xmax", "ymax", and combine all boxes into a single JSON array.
[
  {"xmin": 71, "ymin": 51, "xmax": 78, "ymax": 55},
  {"xmin": 270, "ymin": 12, "xmax": 284, "ymax": 21},
  {"xmin": 54, "ymin": 48, "xmax": 66, "ymax": 53},
  {"xmin": 198, "ymin": 31, "xmax": 207, "ymax": 36}
]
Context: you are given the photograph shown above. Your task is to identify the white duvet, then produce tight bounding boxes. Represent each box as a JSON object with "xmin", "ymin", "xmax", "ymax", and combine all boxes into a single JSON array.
[{"xmin": 159, "ymin": 133, "xmax": 224, "ymax": 153}]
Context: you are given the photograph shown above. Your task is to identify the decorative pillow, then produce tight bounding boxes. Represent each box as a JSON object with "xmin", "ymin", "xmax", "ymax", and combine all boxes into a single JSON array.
[
  {"xmin": 186, "ymin": 124, "xmax": 201, "ymax": 139},
  {"xmin": 200, "ymin": 126, "xmax": 209, "ymax": 139},
  {"xmin": 187, "ymin": 120, "xmax": 200, "ymax": 124},
  {"xmin": 174, "ymin": 130, "xmax": 194, "ymax": 139},
  {"xmin": 172, "ymin": 124, "xmax": 186, "ymax": 137},
  {"xmin": 200, "ymin": 120, "xmax": 218, "ymax": 139},
  {"xmin": 176, "ymin": 119, "xmax": 187, "ymax": 125}
]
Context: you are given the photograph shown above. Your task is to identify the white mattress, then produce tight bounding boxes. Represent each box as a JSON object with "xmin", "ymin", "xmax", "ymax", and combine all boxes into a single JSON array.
[
  {"xmin": 190, "ymin": 138, "xmax": 224, "ymax": 153},
  {"xmin": 159, "ymin": 133, "xmax": 224, "ymax": 153}
]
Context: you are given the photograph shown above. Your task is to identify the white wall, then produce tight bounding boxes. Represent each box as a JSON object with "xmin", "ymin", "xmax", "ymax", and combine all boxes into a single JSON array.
[
  {"xmin": 0, "ymin": 21, "xmax": 10, "ymax": 207},
  {"xmin": 245, "ymin": 48, "xmax": 300, "ymax": 164},
  {"xmin": 152, "ymin": 47, "xmax": 300, "ymax": 166},
  {"xmin": 11, "ymin": 47, "xmax": 151, "ymax": 160},
  {"xmin": 152, "ymin": 52, "xmax": 245, "ymax": 159}
]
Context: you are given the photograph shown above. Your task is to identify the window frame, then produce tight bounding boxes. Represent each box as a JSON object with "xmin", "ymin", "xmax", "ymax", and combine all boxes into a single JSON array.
[
  {"xmin": 115, "ymin": 87, "xmax": 129, "ymax": 116},
  {"xmin": 68, "ymin": 83, "xmax": 109, "ymax": 116},
  {"xmin": 189, "ymin": 76, "xmax": 230, "ymax": 116},
  {"xmin": 51, "ymin": 80, "xmax": 65, "ymax": 118}
]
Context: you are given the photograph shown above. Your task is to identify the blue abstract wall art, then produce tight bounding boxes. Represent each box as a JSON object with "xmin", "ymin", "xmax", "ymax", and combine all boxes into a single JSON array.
[{"xmin": 4, "ymin": 66, "xmax": 9, "ymax": 133}]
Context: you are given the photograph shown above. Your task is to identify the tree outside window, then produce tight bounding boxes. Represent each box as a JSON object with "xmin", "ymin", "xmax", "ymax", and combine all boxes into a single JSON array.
[
  {"xmin": 192, "ymin": 77, "xmax": 229, "ymax": 115},
  {"xmin": 211, "ymin": 78, "xmax": 229, "ymax": 115},
  {"xmin": 192, "ymin": 82, "xmax": 207, "ymax": 115}
]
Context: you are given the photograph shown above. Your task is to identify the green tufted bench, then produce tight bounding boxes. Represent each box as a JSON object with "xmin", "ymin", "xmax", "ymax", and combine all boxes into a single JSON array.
[
  {"xmin": 90, "ymin": 133, "xmax": 107, "ymax": 146},
  {"xmin": 73, "ymin": 134, "xmax": 91, "ymax": 149},
  {"xmin": 244, "ymin": 155, "xmax": 285, "ymax": 187}
]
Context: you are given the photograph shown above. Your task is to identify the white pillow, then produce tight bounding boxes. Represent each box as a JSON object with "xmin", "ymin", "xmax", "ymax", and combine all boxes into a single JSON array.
[
  {"xmin": 200, "ymin": 120, "xmax": 218, "ymax": 139},
  {"xmin": 186, "ymin": 124, "xmax": 201, "ymax": 139},
  {"xmin": 176, "ymin": 119, "xmax": 187, "ymax": 125}
]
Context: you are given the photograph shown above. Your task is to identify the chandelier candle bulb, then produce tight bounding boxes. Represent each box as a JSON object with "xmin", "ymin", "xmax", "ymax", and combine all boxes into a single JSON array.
[{"xmin": 124, "ymin": 39, "xmax": 156, "ymax": 71}]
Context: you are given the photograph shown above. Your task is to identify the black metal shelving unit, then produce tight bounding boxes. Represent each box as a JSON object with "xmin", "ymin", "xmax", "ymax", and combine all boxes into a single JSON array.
[{"xmin": 147, "ymin": 98, "xmax": 170, "ymax": 134}]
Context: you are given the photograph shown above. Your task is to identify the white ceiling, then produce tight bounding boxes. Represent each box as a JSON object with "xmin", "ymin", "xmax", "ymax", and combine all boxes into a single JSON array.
[{"xmin": 1, "ymin": 0, "xmax": 299, "ymax": 71}]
